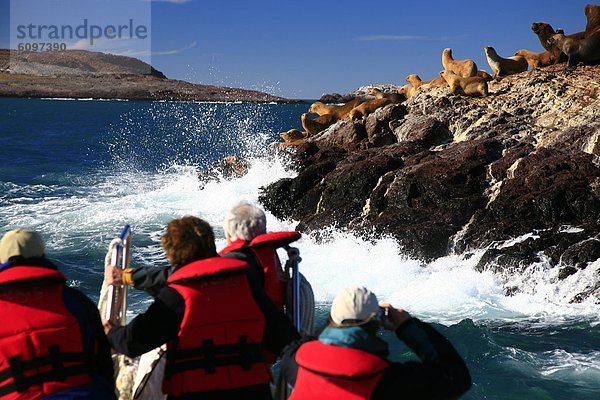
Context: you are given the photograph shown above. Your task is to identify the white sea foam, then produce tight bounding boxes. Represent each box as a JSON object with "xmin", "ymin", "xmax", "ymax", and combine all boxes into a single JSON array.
[{"xmin": 1, "ymin": 153, "xmax": 598, "ymax": 325}]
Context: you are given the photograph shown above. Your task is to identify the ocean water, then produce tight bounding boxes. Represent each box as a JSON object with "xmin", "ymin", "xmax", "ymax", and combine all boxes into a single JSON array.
[{"xmin": 1, "ymin": 97, "xmax": 599, "ymax": 399}]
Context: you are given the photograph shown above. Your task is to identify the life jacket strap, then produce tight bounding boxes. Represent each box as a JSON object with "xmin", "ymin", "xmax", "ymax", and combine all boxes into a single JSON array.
[
  {"xmin": 166, "ymin": 336, "xmax": 264, "ymax": 376},
  {"xmin": 0, "ymin": 346, "xmax": 93, "ymax": 396}
]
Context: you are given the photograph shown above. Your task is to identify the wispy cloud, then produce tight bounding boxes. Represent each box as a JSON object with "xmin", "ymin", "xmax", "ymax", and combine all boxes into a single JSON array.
[
  {"xmin": 357, "ymin": 35, "xmax": 423, "ymax": 41},
  {"xmin": 128, "ymin": 41, "xmax": 198, "ymax": 56},
  {"xmin": 68, "ymin": 38, "xmax": 197, "ymax": 57}
]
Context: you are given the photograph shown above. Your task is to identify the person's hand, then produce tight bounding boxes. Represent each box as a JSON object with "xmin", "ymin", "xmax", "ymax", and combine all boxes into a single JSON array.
[
  {"xmin": 103, "ymin": 320, "xmax": 114, "ymax": 335},
  {"xmin": 379, "ymin": 303, "xmax": 411, "ymax": 331},
  {"xmin": 104, "ymin": 264, "xmax": 123, "ymax": 285}
]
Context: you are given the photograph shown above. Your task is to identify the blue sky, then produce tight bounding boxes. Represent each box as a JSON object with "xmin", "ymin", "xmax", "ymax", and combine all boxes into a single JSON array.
[{"xmin": 0, "ymin": 0, "xmax": 594, "ymax": 98}]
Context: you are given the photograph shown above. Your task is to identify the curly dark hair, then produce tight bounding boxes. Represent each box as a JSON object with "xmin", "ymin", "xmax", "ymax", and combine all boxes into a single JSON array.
[{"xmin": 161, "ymin": 216, "xmax": 217, "ymax": 267}]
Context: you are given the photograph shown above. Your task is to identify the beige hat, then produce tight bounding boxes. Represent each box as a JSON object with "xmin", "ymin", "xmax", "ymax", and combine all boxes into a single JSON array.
[
  {"xmin": 0, "ymin": 229, "xmax": 45, "ymax": 263},
  {"xmin": 330, "ymin": 286, "xmax": 380, "ymax": 326}
]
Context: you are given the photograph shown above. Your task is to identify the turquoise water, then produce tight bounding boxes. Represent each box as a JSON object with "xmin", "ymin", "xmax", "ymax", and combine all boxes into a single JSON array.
[{"xmin": 1, "ymin": 98, "xmax": 599, "ymax": 399}]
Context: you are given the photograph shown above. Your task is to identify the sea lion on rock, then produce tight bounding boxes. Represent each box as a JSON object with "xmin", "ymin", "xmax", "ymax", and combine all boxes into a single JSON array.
[
  {"xmin": 484, "ymin": 46, "xmax": 528, "ymax": 79},
  {"xmin": 531, "ymin": 22, "xmax": 585, "ymax": 63},
  {"xmin": 406, "ymin": 74, "xmax": 427, "ymax": 90},
  {"xmin": 348, "ymin": 98, "xmax": 392, "ymax": 120},
  {"xmin": 440, "ymin": 70, "xmax": 488, "ymax": 97},
  {"xmin": 514, "ymin": 49, "xmax": 555, "ymax": 69},
  {"xmin": 585, "ymin": 4, "xmax": 600, "ymax": 36},
  {"xmin": 308, "ymin": 99, "xmax": 362, "ymax": 120},
  {"xmin": 269, "ymin": 139, "xmax": 305, "ymax": 151},
  {"xmin": 368, "ymin": 88, "xmax": 405, "ymax": 103},
  {"xmin": 406, "ymin": 74, "xmax": 448, "ymax": 89},
  {"xmin": 398, "ymin": 84, "xmax": 417, "ymax": 99},
  {"xmin": 280, "ymin": 128, "xmax": 307, "ymax": 142},
  {"xmin": 301, "ymin": 113, "xmax": 337, "ymax": 135},
  {"xmin": 548, "ymin": 30, "xmax": 600, "ymax": 67},
  {"xmin": 442, "ymin": 48, "xmax": 478, "ymax": 77},
  {"xmin": 199, "ymin": 155, "xmax": 250, "ymax": 184},
  {"xmin": 270, "ymin": 129, "xmax": 309, "ymax": 150},
  {"xmin": 476, "ymin": 70, "xmax": 494, "ymax": 81}
]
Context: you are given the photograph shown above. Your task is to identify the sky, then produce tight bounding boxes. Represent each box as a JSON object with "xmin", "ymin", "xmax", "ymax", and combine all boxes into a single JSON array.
[{"xmin": 0, "ymin": 0, "xmax": 594, "ymax": 99}]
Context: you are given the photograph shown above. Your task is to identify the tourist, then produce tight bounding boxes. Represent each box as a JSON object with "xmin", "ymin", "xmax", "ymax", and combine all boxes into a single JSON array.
[
  {"xmin": 0, "ymin": 228, "xmax": 116, "ymax": 399},
  {"xmin": 278, "ymin": 286, "xmax": 472, "ymax": 400},
  {"xmin": 104, "ymin": 216, "xmax": 299, "ymax": 399}
]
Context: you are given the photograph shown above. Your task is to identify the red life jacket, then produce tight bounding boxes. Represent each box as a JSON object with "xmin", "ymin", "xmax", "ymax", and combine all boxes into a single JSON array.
[
  {"xmin": 162, "ymin": 257, "xmax": 271, "ymax": 397},
  {"xmin": 290, "ymin": 341, "xmax": 389, "ymax": 400},
  {"xmin": 0, "ymin": 265, "xmax": 93, "ymax": 400},
  {"xmin": 219, "ymin": 231, "xmax": 301, "ymax": 311}
]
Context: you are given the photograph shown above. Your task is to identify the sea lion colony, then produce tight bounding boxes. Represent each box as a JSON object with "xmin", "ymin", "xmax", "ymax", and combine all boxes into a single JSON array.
[{"xmin": 272, "ymin": 3, "xmax": 600, "ymax": 149}]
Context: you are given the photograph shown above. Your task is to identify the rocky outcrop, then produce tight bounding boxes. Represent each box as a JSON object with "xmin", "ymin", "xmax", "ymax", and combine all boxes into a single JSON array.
[
  {"xmin": 318, "ymin": 83, "xmax": 402, "ymax": 103},
  {"xmin": 0, "ymin": 50, "xmax": 297, "ymax": 102},
  {"xmin": 261, "ymin": 64, "xmax": 600, "ymax": 302}
]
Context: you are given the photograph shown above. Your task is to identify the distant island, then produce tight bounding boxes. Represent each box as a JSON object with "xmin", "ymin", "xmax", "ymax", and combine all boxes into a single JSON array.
[{"xmin": 0, "ymin": 50, "xmax": 297, "ymax": 102}]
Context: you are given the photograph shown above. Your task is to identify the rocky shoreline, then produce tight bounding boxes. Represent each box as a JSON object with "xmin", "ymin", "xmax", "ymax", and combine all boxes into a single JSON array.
[
  {"xmin": 260, "ymin": 64, "xmax": 600, "ymax": 303},
  {"xmin": 0, "ymin": 50, "xmax": 297, "ymax": 103}
]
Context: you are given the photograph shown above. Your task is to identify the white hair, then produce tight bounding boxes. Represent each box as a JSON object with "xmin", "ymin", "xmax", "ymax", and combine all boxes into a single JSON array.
[{"xmin": 223, "ymin": 202, "xmax": 267, "ymax": 241}]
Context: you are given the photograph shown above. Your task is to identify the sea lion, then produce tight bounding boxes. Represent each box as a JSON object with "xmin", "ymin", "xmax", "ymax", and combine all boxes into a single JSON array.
[
  {"xmin": 585, "ymin": 4, "xmax": 600, "ymax": 36},
  {"xmin": 308, "ymin": 99, "xmax": 363, "ymax": 120},
  {"xmin": 301, "ymin": 113, "xmax": 337, "ymax": 135},
  {"xmin": 476, "ymin": 70, "xmax": 494, "ymax": 81},
  {"xmin": 199, "ymin": 155, "xmax": 250, "ymax": 184},
  {"xmin": 406, "ymin": 74, "xmax": 448, "ymax": 92},
  {"xmin": 269, "ymin": 139, "xmax": 305, "ymax": 151},
  {"xmin": 548, "ymin": 30, "xmax": 600, "ymax": 67},
  {"xmin": 531, "ymin": 22, "xmax": 585, "ymax": 63},
  {"xmin": 280, "ymin": 128, "xmax": 307, "ymax": 142},
  {"xmin": 405, "ymin": 74, "xmax": 427, "ymax": 90},
  {"xmin": 514, "ymin": 49, "xmax": 555, "ymax": 69},
  {"xmin": 270, "ymin": 129, "xmax": 309, "ymax": 150},
  {"xmin": 348, "ymin": 98, "xmax": 392, "ymax": 120},
  {"xmin": 440, "ymin": 70, "xmax": 488, "ymax": 97},
  {"xmin": 484, "ymin": 46, "xmax": 528, "ymax": 79},
  {"xmin": 441, "ymin": 48, "xmax": 478, "ymax": 77},
  {"xmin": 398, "ymin": 84, "xmax": 417, "ymax": 99},
  {"xmin": 368, "ymin": 88, "xmax": 405, "ymax": 103}
]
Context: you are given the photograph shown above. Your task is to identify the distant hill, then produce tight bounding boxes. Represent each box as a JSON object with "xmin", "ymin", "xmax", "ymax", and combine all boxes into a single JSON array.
[
  {"xmin": 0, "ymin": 50, "xmax": 296, "ymax": 102},
  {"xmin": 0, "ymin": 49, "xmax": 167, "ymax": 78}
]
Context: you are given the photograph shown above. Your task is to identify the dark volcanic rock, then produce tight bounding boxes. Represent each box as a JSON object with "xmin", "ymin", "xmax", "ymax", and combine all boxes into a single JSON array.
[
  {"xmin": 454, "ymin": 147, "xmax": 600, "ymax": 253},
  {"xmin": 261, "ymin": 145, "xmax": 405, "ymax": 228},
  {"xmin": 309, "ymin": 119, "xmax": 368, "ymax": 151},
  {"xmin": 260, "ymin": 146, "xmax": 348, "ymax": 221},
  {"xmin": 560, "ymin": 238, "xmax": 600, "ymax": 271},
  {"xmin": 365, "ymin": 104, "xmax": 407, "ymax": 147},
  {"xmin": 393, "ymin": 115, "xmax": 452, "ymax": 147},
  {"xmin": 366, "ymin": 139, "xmax": 503, "ymax": 259}
]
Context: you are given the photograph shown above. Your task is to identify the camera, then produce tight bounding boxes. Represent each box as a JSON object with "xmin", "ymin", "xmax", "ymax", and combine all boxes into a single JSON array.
[{"xmin": 378, "ymin": 306, "xmax": 395, "ymax": 330}]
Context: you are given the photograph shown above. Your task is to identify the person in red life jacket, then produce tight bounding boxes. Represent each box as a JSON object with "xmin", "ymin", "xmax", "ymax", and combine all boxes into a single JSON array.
[
  {"xmin": 0, "ymin": 228, "xmax": 116, "ymax": 400},
  {"xmin": 104, "ymin": 216, "xmax": 299, "ymax": 400},
  {"xmin": 219, "ymin": 202, "xmax": 300, "ymax": 311},
  {"xmin": 278, "ymin": 286, "xmax": 472, "ymax": 400},
  {"xmin": 105, "ymin": 202, "xmax": 301, "ymax": 310}
]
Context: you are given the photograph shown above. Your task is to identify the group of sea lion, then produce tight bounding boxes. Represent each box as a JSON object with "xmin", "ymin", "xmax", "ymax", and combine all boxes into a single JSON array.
[
  {"xmin": 533, "ymin": 4, "xmax": 600, "ymax": 67},
  {"xmin": 272, "ymin": 4, "xmax": 600, "ymax": 148},
  {"xmin": 402, "ymin": 4, "xmax": 599, "ymax": 98},
  {"xmin": 398, "ymin": 48, "xmax": 494, "ymax": 99},
  {"xmin": 271, "ymin": 90, "xmax": 405, "ymax": 149}
]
